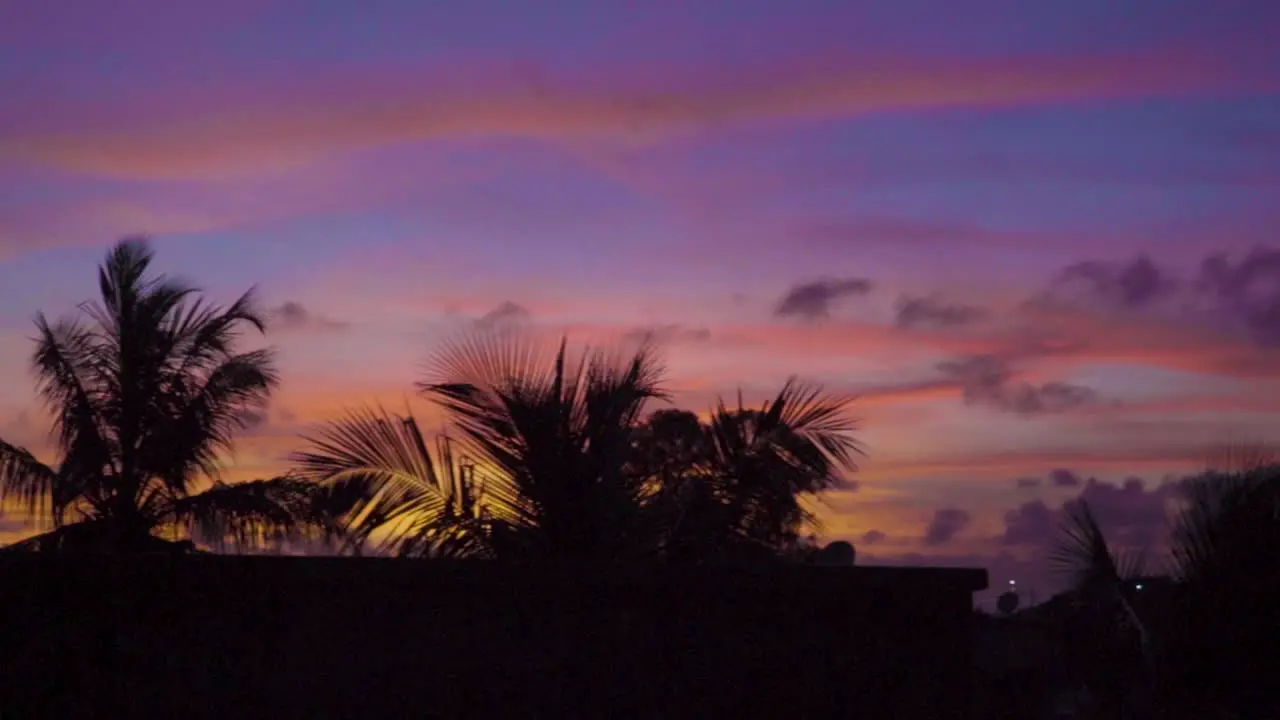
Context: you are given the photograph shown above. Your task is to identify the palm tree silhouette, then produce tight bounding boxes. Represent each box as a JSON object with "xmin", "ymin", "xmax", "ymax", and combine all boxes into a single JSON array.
[
  {"xmin": 1051, "ymin": 446, "xmax": 1280, "ymax": 718},
  {"xmin": 0, "ymin": 238, "xmax": 324, "ymax": 553},
  {"xmin": 632, "ymin": 384, "xmax": 862, "ymax": 563},
  {"xmin": 295, "ymin": 330, "xmax": 665, "ymax": 560},
  {"xmin": 294, "ymin": 329, "xmax": 862, "ymax": 563}
]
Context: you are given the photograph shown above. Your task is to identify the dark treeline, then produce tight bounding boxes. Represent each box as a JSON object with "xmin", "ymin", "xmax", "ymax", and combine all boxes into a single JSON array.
[{"xmin": 0, "ymin": 238, "xmax": 862, "ymax": 563}]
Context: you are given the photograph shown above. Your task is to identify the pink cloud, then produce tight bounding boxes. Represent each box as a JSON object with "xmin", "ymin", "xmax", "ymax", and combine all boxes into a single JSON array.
[{"xmin": 6, "ymin": 46, "xmax": 1274, "ymax": 180}]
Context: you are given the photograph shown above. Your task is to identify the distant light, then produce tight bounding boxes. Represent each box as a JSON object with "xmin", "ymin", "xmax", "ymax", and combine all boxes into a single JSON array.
[
  {"xmin": 1135, "ymin": 583, "xmax": 1144, "ymax": 590},
  {"xmin": 1009, "ymin": 580, "xmax": 1016, "ymax": 585}
]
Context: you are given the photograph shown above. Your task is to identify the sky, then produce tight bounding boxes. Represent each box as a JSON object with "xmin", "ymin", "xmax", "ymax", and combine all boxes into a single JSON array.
[{"xmin": 2, "ymin": 0, "xmax": 1279, "ymax": 604}]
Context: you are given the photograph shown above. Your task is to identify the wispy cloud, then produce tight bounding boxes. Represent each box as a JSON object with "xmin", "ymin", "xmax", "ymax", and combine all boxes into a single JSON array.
[
  {"xmin": 7, "ymin": 46, "xmax": 1275, "ymax": 179},
  {"xmin": 474, "ymin": 300, "xmax": 532, "ymax": 329},
  {"xmin": 622, "ymin": 324, "xmax": 713, "ymax": 344},
  {"xmin": 267, "ymin": 302, "xmax": 349, "ymax": 333},
  {"xmin": 895, "ymin": 295, "xmax": 989, "ymax": 329}
]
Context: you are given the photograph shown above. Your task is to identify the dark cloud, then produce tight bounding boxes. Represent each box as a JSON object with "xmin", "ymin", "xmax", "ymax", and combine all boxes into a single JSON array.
[
  {"xmin": 1035, "ymin": 246, "xmax": 1280, "ymax": 347},
  {"xmin": 861, "ymin": 530, "xmax": 886, "ymax": 545},
  {"xmin": 1001, "ymin": 501, "xmax": 1055, "ymax": 546},
  {"xmin": 1015, "ymin": 477, "xmax": 1042, "ymax": 489},
  {"xmin": 1197, "ymin": 247, "xmax": 1280, "ymax": 346},
  {"xmin": 623, "ymin": 324, "xmax": 712, "ymax": 344},
  {"xmin": 860, "ymin": 475, "xmax": 1187, "ymax": 607},
  {"xmin": 475, "ymin": 300, "xmax": 531, "ymax": 328},
  {"xmin": 936, "ymin": 354, "xmax": 1101, "ymax": 416},
  {"xmin": 1052, "ymin": 255, "xmax": 1175, "ymax": 310},
  {"xmin": 1065, "ymin": 476, "xmax": 1180, "ymax": 549},
  {"xmin": 924, "ymin": 508, "xmax": 971, "ymax": 546},
  {"xmin": 1049, "ymin": 468, "xmax": 1082, "ymax": 487},
  {"xmin": 1001, "ymin": 476, "xmax": 1180, "ymax": 553},
  {"xmin": 775, "ymin": 277, "xmax": 872, "ymax": 320},
  {"xmin": 895, "ymin": 294, "xmax": 988, "ymax": 329},
  {"xmin": 268, "ymin": 301, "xmax": 349, "ymax": 332}
]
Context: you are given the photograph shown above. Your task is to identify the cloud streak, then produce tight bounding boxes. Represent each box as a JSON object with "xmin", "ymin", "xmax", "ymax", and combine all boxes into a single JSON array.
[
  {"xmin": 7, "ymin": 47, "xmax": 1276, "ymax": 179},
  {"xmin": 267, "ymin": 302, "xmax": 349, "ymax": 333},
  {"xmin": 895, "ymin": 295, "xmax": 989, "ymax": 329},
  {"xmin": 775, "ymin": 277, "xmax": 872, "ymax": 320}
]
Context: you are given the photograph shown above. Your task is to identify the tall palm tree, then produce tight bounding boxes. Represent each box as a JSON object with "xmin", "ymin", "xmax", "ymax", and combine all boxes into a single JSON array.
[{"xmin": 0, "ymin": 238, "xmax": 322, "ymax": 553}]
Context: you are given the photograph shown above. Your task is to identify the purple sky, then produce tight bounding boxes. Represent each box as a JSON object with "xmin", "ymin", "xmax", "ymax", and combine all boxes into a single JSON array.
[{"xmin": 2, "ymin": 0, "xmax": 1279, "ymax": 604}]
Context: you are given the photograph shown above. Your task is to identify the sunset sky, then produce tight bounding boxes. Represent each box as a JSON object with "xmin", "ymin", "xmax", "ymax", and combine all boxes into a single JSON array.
[{"xmin": 2, "ymin": 0, "xmax": 1279, "ymax": 602}]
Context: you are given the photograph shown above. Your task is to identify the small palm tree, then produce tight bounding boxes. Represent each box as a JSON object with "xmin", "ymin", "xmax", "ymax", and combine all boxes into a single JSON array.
[
  {"xmin": 638, "ymin": 382, "xmax": 862, "ymax": 562},
  {"xmin": 0, "ymin": 238, "xmax": 323, "ymax": 553}
]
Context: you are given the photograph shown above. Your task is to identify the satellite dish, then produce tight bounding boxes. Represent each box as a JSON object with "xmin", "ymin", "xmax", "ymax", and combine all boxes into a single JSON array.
[
  {"xmin": 997, "ymin": 590, "xmax": 1020, "ymax": 615},
  {"xmin": 815, "ymin": 541, "xmax": 855, "ymax": 566}
]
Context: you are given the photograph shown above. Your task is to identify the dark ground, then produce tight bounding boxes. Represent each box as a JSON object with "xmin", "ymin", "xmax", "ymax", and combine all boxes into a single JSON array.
[{"xmin": 0, "ymin": 556, "xmax": 986, "ymax": 718}]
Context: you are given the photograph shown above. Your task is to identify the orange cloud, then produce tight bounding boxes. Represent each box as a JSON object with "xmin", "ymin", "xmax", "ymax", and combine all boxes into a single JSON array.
[{"xmin": 7, "ymin": 47, "xmax": 1272, "ymax": 180}]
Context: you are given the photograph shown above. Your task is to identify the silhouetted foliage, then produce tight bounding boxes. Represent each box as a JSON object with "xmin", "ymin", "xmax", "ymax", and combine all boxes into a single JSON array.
[
  {"xmin": 293, "ymin": 329, "xmax": 861, "ymax": 564},
  {"xmin": 1051, "ymin": 448, "xmax": 1280, "ymax": 718},
  {"xmin": 291, "ymin": 409, "xmax": 490, "ymax": 557},
  {"xmin": 0, "ymin": 238, "xmax": 330, "ymax": 552},
  {"xmin": 629, "ymin": 387, "xmax": 863, "ymax": 563}
]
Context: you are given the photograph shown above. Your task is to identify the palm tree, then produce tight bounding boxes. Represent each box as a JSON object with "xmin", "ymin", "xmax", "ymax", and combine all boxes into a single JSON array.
[
  {"xmin": 294, "ymin": 330, "xmax": 862, "ymax": 564},
  {"xmin": 0, "ymin": 238, "xmax": 324, "ymax": 553},
  {"xmin": 1050, "ymin": 501, "xmax": 1154, "ymax": 715},
  {"xmin": 294, "ymin": 331, "xmax": 667, "ymax": 560},
  {"xmin": 419, "ymin": 330, "xmax": 668, "ymax": 560},
  {"xmin": 1051, "ymin": 448, "xmax": 1280, "ymax": 718},
  {"xmin": 633, "ymin": 382, "xmax": 862, "ymax": 563}
]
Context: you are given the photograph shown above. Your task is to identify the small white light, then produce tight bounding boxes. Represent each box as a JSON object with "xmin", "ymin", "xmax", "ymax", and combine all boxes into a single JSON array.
[
  {"xmin": 1009, "ymin": 580, "xmax": 1016, "ymax": 585},
  {"xmin": 1135, "ymin": 583, "xmax": 1143, "ymax": 590}
]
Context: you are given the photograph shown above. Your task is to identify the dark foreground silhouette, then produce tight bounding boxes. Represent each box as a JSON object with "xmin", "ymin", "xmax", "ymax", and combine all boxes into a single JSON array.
[{"xmin": 0, "ymin": 556, "xmax": 986, "ymax": 718}]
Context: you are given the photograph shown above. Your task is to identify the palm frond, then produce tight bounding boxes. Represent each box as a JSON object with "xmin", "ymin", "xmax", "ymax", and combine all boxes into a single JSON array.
[
  {"xmin": 418, "ymin": 329, "xmax": 668, "ymax": 558},
  {"xmin": 164, "ymin": 476, "xmax": 321, "ymax": 552},
  {"xmin": 690, "ymin": 379, "xmax": 861, "ymax": 553},
  {"xmin": 292, "ymin": 408, "xmax": 498, "ymax": 557},
  {"xmin": 1051, "ymin": 500, "xmax": 1126, "ymax": 592},
  {"xmin": 1170, "ymin": 467, "xmax": 1280, "ymax": 586},
  {"xmin": 0, "ymin": 440, "xmax": 58, "ymax": 521},
  {"xmin": 145, "ymin": 348, "xmax": 278, "ymax": 494}
]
